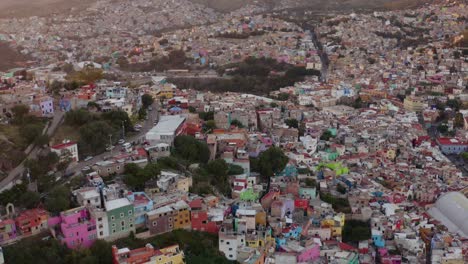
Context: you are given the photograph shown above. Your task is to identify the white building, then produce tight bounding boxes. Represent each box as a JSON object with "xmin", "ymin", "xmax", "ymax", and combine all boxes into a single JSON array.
[
  {"xmin": 219, "ymin": 229, "xmax": 245, "ymax": 261},
  {"xmin": 50, "ymin": 140, "xmax": 79, "ymax": 162},
  {"xmin": 300, "ymin": 135, "xmax": 318, "ymax": 154},
  {"xmin": 145, "ymin": 115, "xmax": 186, "ymax": 145}
]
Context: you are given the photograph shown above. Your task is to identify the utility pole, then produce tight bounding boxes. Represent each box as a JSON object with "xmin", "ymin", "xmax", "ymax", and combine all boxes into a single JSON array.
[
  {"xmin": 122, "ymin": 121, "xmax": 125, "ymax": 140},
  {"xmin": 109, "ymin": 134, "xmax": 113, "ymax": 155}
]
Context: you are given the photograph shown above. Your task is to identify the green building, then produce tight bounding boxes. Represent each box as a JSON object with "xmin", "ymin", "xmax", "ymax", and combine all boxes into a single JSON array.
[{"xmin": 105, "ymin": 198, "xmax": 135, "ymax": 240}]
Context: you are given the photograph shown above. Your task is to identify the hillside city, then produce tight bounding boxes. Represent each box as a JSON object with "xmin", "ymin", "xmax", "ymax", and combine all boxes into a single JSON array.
[{"xmin": 0, "ymin": 0, "xmax": 467, "ymax": 263}]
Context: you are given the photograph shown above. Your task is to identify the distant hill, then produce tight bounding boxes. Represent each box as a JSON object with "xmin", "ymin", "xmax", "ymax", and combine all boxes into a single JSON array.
[
  {"xmin": 192, "ymin": 0, "xmax": 435, "ymax": 12},
  {"xmin": 0, "ymin": 0, "xmax": 95, "ymax": 18}
]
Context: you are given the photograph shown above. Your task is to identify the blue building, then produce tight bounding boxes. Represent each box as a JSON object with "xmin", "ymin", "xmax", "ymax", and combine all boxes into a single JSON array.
[
  {"xmin": 371, "ymin": 229, "xmax": 385, "ymax": 248},
  {"xmin": 126, "ymin": 192, "xmax": 153, "ymax": 226}
]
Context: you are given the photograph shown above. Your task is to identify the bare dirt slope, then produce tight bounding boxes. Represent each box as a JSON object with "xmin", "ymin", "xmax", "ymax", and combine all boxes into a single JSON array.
[
  {"xmin": 0, "ymin": 0, "xmax": 95, "ymax": 18},
  {"xmin": 0, "ymin": 42, "xmax": 32, "ymax": 71}
]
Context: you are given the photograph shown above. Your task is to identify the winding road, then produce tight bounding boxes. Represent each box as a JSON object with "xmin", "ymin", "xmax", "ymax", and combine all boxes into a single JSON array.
[{"xmin": 0, "ymin": 111, "xmax": 65, "ymax": 192}]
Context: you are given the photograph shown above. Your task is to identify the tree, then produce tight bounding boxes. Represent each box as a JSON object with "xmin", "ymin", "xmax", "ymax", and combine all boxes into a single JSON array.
[
  {"xmin": 258, "ymin": 147, "xmax": 289, "ymax": 178},
  {"xmin": 20, "ymin": 124, "xmax": 43, "ymax": 145},
  {"xmin": 337, "ymin": 184, "xmax": 347, "ymax": 194},
  {"xmin": 353, "ymin": 97, "xmax": 364, "ymax": 108},
  {"xmin": 276, "ymin": 92, "xmax": 290, "ymax": 101},
  {"xmin": 320, "ymin": 130, "xmax": 334, "ymax": 141},
  {"xmin": 204, "ymin": 120, "xmax": 216, "ymax": 132},
  {"xmin": 79, "ymin": 121, "xmax": 115, "ymax": 154},
  {"xmin": 228, "ymin": 164, "xmax": 244, "ymax": 175},
  {"xmin": 437, "ymin": 123, "xmax": 449, "ymax": 134},
  {"xmin": 18, "ymin": 191, "xmax": 41, "ymax": 209},
  {"xmin": 124, "ymin": 163, "xmax": 160, "ymax": 191},
  {"xmin": 173, "ymin": 136, "xmax": 210, "ymax": 164},
  {"xmin": 198, "ymin": 111, "xmax": 214, "ymax": 121},
  {"xmin": 34, "ymin": 134, "xmax": 49, "ymax": 147},
  {"xmin": 11, "ymin": 104, "xmax": 30, "ymax": 124},
  {"xmin": 116, "ymin": 57, "xmax": 129, "ymax": 69},
  {"xmin": 206, "ymin": 159, "xmax": 228, "ymax": 176},
  {"xmin": 285, "ymin": 118, "xmax": 299, "ymax": 128},
  {"xmin": 188, "ymin": 106, "xmax": 196, "ymax": 113},
  {"xmin": 446, "ymin": 99, "xmax": 461, "ymax": 111},
  {"xmin": 342, "ymin": 220, "xmax": 371, "ymax": 242},
  {"xmin": 141, "ymin": 94, "xmax": 154, "ymax": 109},
  {"xmin": 45, "ymin": 186, "xmax": 71, "ymax": 214},
  {"xmin": 460, "ymin": 152, "xmax": 468, "ymax": 160},
  {"xmin": 138, "ymin": 107, "xmax": 147, "ymax": 120},
  {"xmin": 454, "ymin": 112, "xmax": 464, "ymax": 128},
  {"xmin": 230, "ymin": 119, "xmax": 244, "ymax": 128},
  {"xmin": 65, "ymin": 109, "xmax": 93, "ymax": 126},
  {"xmin": 57, "ymin": 149, "xmax": 73, "ymax": 172}
]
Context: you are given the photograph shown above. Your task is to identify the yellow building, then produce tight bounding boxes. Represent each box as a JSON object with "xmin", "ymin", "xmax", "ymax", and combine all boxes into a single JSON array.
[
  {"xmin": 404, "ymin": 96, "xmax": 427, "ymax": 112},
  {"xmin": 386, "ymin": 149, "xmax": 396, "ymax": 160},
  {"xmin": 156, "ymin": 245, "xmax": 185, "ymax": 264},
  {"xmin": 173, "ymin": 200, "xmax": 191, "ymax": 230},
  {"xmin": 255, "ymin": 211, "xmax": 267, "ymax": 227},
  {"xmin": 155, "ymin": 85, "xmax": 175, "ymax": 99},
  {"xmin": 112, "ymin": 244, "xmax": 185, "ymax": 264},
  {"xmin": 176, "ymin": 177, "xmax": 192, "ymax": 193}
]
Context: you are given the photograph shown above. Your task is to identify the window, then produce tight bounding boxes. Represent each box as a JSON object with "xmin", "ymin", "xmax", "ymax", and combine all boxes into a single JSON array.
[
  {"xmin": 120, "ymin": 213, "xmax": 124, "ymax": 218},
  {"xmin": 112, "ymin": 223, "xmax": 116, "ymax": 228},
  {"xmin": 98, "ymin": 217, "xmax": 102, "ymax": 222},
  {"xmin": 121, "ymin": 226, "xmax": 125, "ymax": 231},
  {"xmin": 226, "ymin": 241, "xmax": 230, "ymax": 245},
  {"xmin": 152, "ymin": 221, "xmax": 157, "ymax": 227},
  {"xmin": 111, "ymin": 216, "xmax": 115, "ymax": 221},
  {"xmin": 99, "ymin": 231, "xmax": 103, "ymax": 236},
  {"xmin": 121, "ymin": 221, "xmax": 125, "ymax": 227},
  {"xmin": 112, "ymin": 229, "xmax": 116, "ymax": 233},
  {"xmin": 229, "ymin": 255, "xmax": 233, "ymax": 258},
  {"xmin": 129, "ymin": 218, "xmax": 133, "ymax": 222},
  {"xmin": 129, "ymin": 224, "xmax": 133, "ymax": 228},
  {"xmin": 229, "ymin": 248, "xmax": 233, "ymax": 251},
  {"xmin": 128, "ymin": 210, "xmax": 132, "ymax": 215}
]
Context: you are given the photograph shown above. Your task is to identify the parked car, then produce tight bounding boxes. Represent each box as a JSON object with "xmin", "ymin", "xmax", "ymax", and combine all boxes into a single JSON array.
[
  {"xmin": 82, "ymin": 166, "xmax": 91, "ymax": 171},
  {"xmin": 118, "ymin": 139, "xmax": 125, "ymax": 145},
  {"xmin": 84, "ymin": 156, "xmax": 93, "ymax": 162}
]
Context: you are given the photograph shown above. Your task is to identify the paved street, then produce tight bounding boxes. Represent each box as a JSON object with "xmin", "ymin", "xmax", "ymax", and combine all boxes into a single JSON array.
[{"xmin": 65, "ymin": 101, "xmax": 160, "ymax": 175}]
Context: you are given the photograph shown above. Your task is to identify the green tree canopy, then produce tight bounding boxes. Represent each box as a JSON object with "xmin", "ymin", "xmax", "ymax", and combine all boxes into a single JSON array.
[
  {"xmin": 228, "ymin": 164, "xmax": 244, "ymax": 175},
  {"xmin": 124, "ymin": 163, "xmax": 160, "ymax": 191},
  {"xmin": 79, "ymin": 121, "xmax": 114, "ymax": 155},
  {"xmin": 285, "ymin": 118, "xmax": 299, "ymax": 128},
  {"xmin": 11, "ymin": 104, "xmax": 30, "ymax": 124},
  {"xmin": 141, "ymin": 94, "xmax": 154, "ymax": 109},
  {"xmin": 454, "ymin": 112, "xmax": 464, "ymax": 128},
  {"xmin": 20, "ymin": 123, "xmax": 43, "ymax": 145},
  {"xmin": 258, "ymin": 147, "xmax": 289, "ymax": 178},
  {"xmin": 65, "ymin": 109, "xmax": 93, "ymax": 126},
  {"xmin": 173, "ymin": 136, "xmax": 210, "ymax": 164},
  {"xmin": 230, "ymin": 119, "xmax": 244, "ymax": 128},
  {"xmin": 45, "ymin": 186, "xmax": 71, "ymax": 215}
]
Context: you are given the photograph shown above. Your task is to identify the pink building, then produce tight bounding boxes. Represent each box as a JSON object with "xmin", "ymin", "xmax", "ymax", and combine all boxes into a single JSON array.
[
  {"xmin": 297, "ymin": 244, "xmax": 320, "ymax": 263},
  {"xmin": 59, "ymin": 207, "xmax": 97, "ymax": 249}
]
